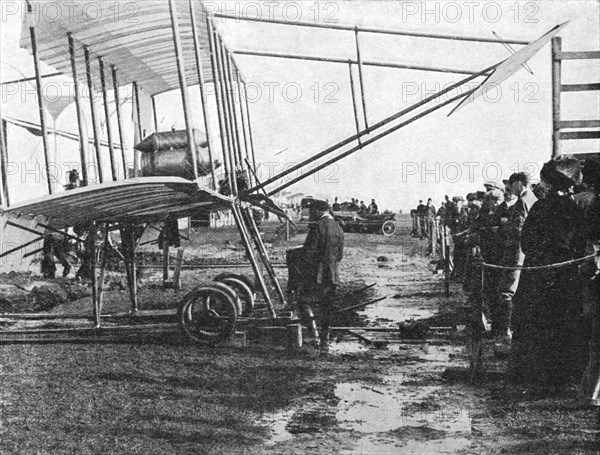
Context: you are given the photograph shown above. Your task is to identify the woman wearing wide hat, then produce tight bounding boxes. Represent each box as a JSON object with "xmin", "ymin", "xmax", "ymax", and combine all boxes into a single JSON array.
[{"xmin": 508, "ymin": 158, "xmax": 588, "ymax": 389}]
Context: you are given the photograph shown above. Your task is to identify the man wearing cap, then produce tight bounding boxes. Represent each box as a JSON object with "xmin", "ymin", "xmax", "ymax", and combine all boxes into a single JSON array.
[
  {"xmin": 302, "ymin": 199, "xmax": 345, "ymax": 352},
  {"xmin": 495, "ymin": 172, "xmax": 537, "ymax": 339}
]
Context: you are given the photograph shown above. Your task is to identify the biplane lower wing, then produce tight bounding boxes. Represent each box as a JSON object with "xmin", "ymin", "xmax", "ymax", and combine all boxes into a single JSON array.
[{"xmin": 1, "ymin": 177, "xmax": 232, "ymax": 229}]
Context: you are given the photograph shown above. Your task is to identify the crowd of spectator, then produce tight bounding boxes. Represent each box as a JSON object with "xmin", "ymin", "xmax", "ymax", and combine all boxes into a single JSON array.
[
  {"xmin": 425, "ymin": 157, "xmax": 599, "ymax": 393},
  {"xmin": 331, "ymin": 197, "xmax": 379, "ymax": 216}
]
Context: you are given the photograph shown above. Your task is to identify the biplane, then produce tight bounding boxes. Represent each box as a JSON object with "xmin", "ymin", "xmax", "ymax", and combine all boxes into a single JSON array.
[{"xmin": 0, "ymin": 0, "xmax": 568, "ymax": 344}]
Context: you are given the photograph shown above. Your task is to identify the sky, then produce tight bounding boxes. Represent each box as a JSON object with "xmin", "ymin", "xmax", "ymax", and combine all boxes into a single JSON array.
[{"xmin": 1, "ymin": 0, "xmax": 599, "ymax": 212}]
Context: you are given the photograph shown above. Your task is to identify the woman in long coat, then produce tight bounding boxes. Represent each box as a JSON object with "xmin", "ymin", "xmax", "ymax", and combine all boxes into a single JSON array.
[{"xmin": 508, "ymin": 159, "xmax": 588, "ymax": 388}]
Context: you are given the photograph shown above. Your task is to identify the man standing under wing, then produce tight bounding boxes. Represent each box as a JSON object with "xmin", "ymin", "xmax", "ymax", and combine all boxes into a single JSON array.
[{"xmin": 303, "ymin": 199, "xmax": 344, "ymax": 352}]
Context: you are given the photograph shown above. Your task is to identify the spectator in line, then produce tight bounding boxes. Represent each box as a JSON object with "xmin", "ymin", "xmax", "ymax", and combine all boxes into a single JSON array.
[
  {"xmin": 495, "ymin": 172, "xmax": 537, "ymax": 340},
  {"xmin": 332, "ymin": 197, "xmax": 341, "ymax": 212},
  {"xmin": 509, "ymin": 159, "xmax": 586, "ymax": 389}
]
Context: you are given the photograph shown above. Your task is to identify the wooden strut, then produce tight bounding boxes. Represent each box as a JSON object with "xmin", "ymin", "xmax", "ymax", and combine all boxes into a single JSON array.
[
  {"xmin": 189, "ymin": 0, "xmax": 217, "ymax": 190},
  {"xmin": 235, "ymin": 70, "xmax": 252, "ymax": 185},
  {"xmin": 226, "ymin": 53, "xmax": 244, "ymax": 166},
  {"xmin": 354, "ymin": 27, "xmax": 369, "ymax": 129},
  {"xmin": 67, "ymin": 32, "xmax": 89, "ymax": 186},
  {"xmin": 168, "ymin": 0, "xmax": 198, "ymax": 180},
  {"xmin": 132, "ymin": 82, "xmax": 143, "ymax": 177},
  {"xmin": 206, "ymin": 17, "xmax": 232, "ymax": 194},
  {"xmin": 0, "ymin": 119, "xmax": 8, "ymax": 206},
  {"xmin": 111, "ymin": 66, "xmax": 128, "ymax": 178},
  {"xmin": 27, "ymin": 0, "xmax": 52, "ymax": 194},
  {"xmin": 348, "ymin": 61, "xmax": 363, "ymax": 144},
  {"xmin": 230, "ymin": 204, "xmax": 276, "ymax": 318},
  {"xmin": 220, "ymin": 41, "xmax": 241, "ymax": 170},
  {"xmin": 211, "ymin": 21, "xmax": 237, "ymax": 194},
  {"xmin": 241, "ymin": 80, "xmax": 258, "ymax": 177},
  {"xmin": 89, "ymin": 225, "xmax": 100, "ymax": 328},
  {"xmin": 243, "ymin": 208, "xmax": 287, "ymax": 306},
  {"xmin": 98, "ymin": 57, "xmax": 117, "ymax": 181},
  {"xmin": 97, "ymin": 223, "xmax": 111, "ymax": 315},
  {"xmin": 84, "ymin": 46, "xmax": 103, "ymax": 183},
  {"xmin": 213, "ymin": 12, "xmax": 530, "ymax": 45},
  {"xmin": 215, "ymin": 32, "xmax": 240, "ymax": 190}
]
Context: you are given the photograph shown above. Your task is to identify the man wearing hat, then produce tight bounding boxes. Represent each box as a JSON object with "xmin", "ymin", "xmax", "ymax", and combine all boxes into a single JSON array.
[
  {"xmin": 495, "ymin": 172, "xmax": 537, "ymax": 339},
  {"xmin": 302, "ymin": 198, "xmax": 344, "ymax": 352}
]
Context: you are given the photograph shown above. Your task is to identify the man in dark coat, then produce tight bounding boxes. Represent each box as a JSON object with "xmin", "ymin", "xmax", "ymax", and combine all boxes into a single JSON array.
[
  {"xmin": 303, "ymin": 199, "xmax": 344, "ymax": 351},
  {"xmin": 495, "ymin": 172, "xmax": 537, "ymax": 338}
]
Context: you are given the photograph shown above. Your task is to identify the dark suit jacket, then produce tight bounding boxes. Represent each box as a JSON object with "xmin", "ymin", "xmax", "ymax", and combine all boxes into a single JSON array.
[
  {"xmin": 506, "ymin": 189, "xmax": 538, "ymax": 248},
  {"xmin": 303, "ymin": 215, "xmax": 344, "ymax": 286}
]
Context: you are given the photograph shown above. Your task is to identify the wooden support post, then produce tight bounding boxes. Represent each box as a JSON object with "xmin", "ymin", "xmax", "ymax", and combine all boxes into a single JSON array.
[
  {"xmin": 111, "ymin": 66, "xmax": 128, "ymax": 178},
  {"xmin": 551, "ymin": 37, "xmax": 562, "ymax": 159},
  {"xmin": 89, "ymin": 225, "xmax": 100, "ymax": 328},
  {"xmin": 230, "ymin": 204, "xmax": 276, "ymax": 317},
  {"xmin": 97, "ymin": 224, "xmax": 110, "ymax": 314},
  {"xmin": 162, "ymin": 242, "xmax": 170, "ymax": 287},
  {"xmin": 98, "ymin": 57, "xmax": 117, "ymax": 181},
  {"xmin": 206, "ymin": 18, "xmax": 231, "ymax": 194},
  {"xmin": 215, "ymin": 32, "xmax": 239, "ymax": 193},
  {"xmin": 0, "ymin": 119, "xmax": 9, "ymax": 206},
  {"xmin": 226, "ymin": 52, "xmax": 243, "ymax": 165},
  {"xmin": 168, "ymin": 0, "xmax": 199, "ymax": 180},
  {"xmin": 236, "ymin": 71, "xmax": 252, "ymax": 184},
  {"xmin": 354, "ymin": 27, "xmax": 369, "ymax": 129},
  {"xmin": 244, "ymin": 207, "xmax": 287, "ymax": 306},
  {"xmin": 84, "ymin": 46, "xmax": 103, "ymax": 183},
  {"xmin": 133, "ymin": 82, "xmax": 143, "ymax": 177},
  {"xmin": 67, "ymin": 32, "xmax": 89, "ymax": 186},
  {"xmin": 348, "ymin": 61, "xmax": 363, "ymax": 144},
  {"xmin": 242, "ymin": 80, "xmax": 258, "ymax": 177},
  {"xmin": 189, "ymin": 0, "xmax": 217, "ymax": 190},
  {"xmin": 27, "ymin": 0, "xmax": 53, "ymax": 194},
  {"xmin": 444, "ymin": 227, "xmax": 450, "ymax": 298},
  {"xmin": 151, "ymin": 95, "xmax": 159, "ymax": 132},
  {"xmin": 172, "ymin": 248, "xmax": 184, "ymax": 291}
]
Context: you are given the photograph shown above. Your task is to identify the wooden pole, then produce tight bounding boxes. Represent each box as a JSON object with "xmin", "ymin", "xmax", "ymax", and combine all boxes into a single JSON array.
[
  {"xmin": 232, "ymin": 49, "xmax": 479, "ymax": 75},
  {"xmin": 0, "ymin": 119, "xmax": 9, "ymax": 206},
  {"xmin": 244, "ymin": 207, "xmax": 287, "ymax": 305},
  {"xmin": 27, "ymin": 0, "xmax": 53, "ymax": 194},
  {"xmin": 213, "ymin": 27, "xmax": 238, "ymax": 194},
  {"xmin": 242, "ymin": 81, "xmax": 258, "ymax": 177},
  {"xmin": 216, "ymin": 35, "xmax": 239, "ymax": 175},
  {"xmin": 89, "ymin": 225, "xmax": 100, "ymax": 327},
  {"xmin": 133, "ymin": 82, "xmax": 142, "ymax": 177},
  {"xmin": 226, "ymin": 52, "xmax": 243, "ymax": 165},
  {"xmin": 84, "ymin": 46, "xmax": 103, "ymax": 184},
  {"xmin": 551, "ymin": 37, "xmax": 562, "ymax": 159},
  {"xmin": 97, "ymin": 223, "xmax": 110, "ymax": 314},
  {"xmin": 98, "ymin": 57, "xmax": 117, "ymax": 181},
  {"xmin": 67, "ymin": 32, "xmax": 89, "ymax": 186},
  {"xmin": 230, "ymin": 204, "xmax": 276, "ymax": 317},
  {"xmin": 235, "ymin": 70, "xmax": 251, "ymax": 182},
  {"xmin": 213, "ymin": 12, "xmax": 530, "ymax": 45},
  {"xmin": 111, "ymin": 66, "xmax": 128, "ymax": 178},
  {"xmin": 348, "ymin": 61, "xmax": 363, "ymax": 143},
  {"xmin": 354, "ymin": 28, "xmax": 369, "ymax": 129},
  {"xmin": 168, "ymin": 0, "xmax": 199, "ymax": 180},
  {"xmin": 206, "ymin": 17, "xmax": 231, "ymax": 194},
  {"xmin": 151, "ymin": 95, "xmax": 159, "ymax": 132},
  {"xmin": 189, "ymin": 0, "xmax": 217, "ymax": 189}
]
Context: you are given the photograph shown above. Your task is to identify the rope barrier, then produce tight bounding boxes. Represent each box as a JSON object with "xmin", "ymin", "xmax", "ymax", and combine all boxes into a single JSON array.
[{"xmin": 481, "ymin": 252, "xmax": 599, "ymax": 271}]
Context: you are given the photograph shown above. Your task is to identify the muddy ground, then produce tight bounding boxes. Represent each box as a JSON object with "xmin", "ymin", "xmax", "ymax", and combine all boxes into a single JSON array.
[{"xmin": 0, "ymin": 216, "xmax": 598, "ymax": 454}]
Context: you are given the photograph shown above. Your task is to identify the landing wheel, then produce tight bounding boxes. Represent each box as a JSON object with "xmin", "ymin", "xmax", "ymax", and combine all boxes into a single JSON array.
[
  {"xmin": 178, "ymin": 283, "xmax": 238, "ymax": 344},
  {"xmin": 382, "ymin": 220, "xmax": 396, "ymax": 236},
  {"xmin": 214, "ymin": 276, "xmax": 255, "ymax": 316}
]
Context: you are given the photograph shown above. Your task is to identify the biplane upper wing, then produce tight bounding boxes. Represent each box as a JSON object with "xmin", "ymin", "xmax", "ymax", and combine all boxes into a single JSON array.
[
  {"xmin": 1, "ymin": 177, "xmax": 232, "ymax": 229},
  {"xmin": 19, "ymin": 0, "xmax": 215, "ymax": 95}
]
